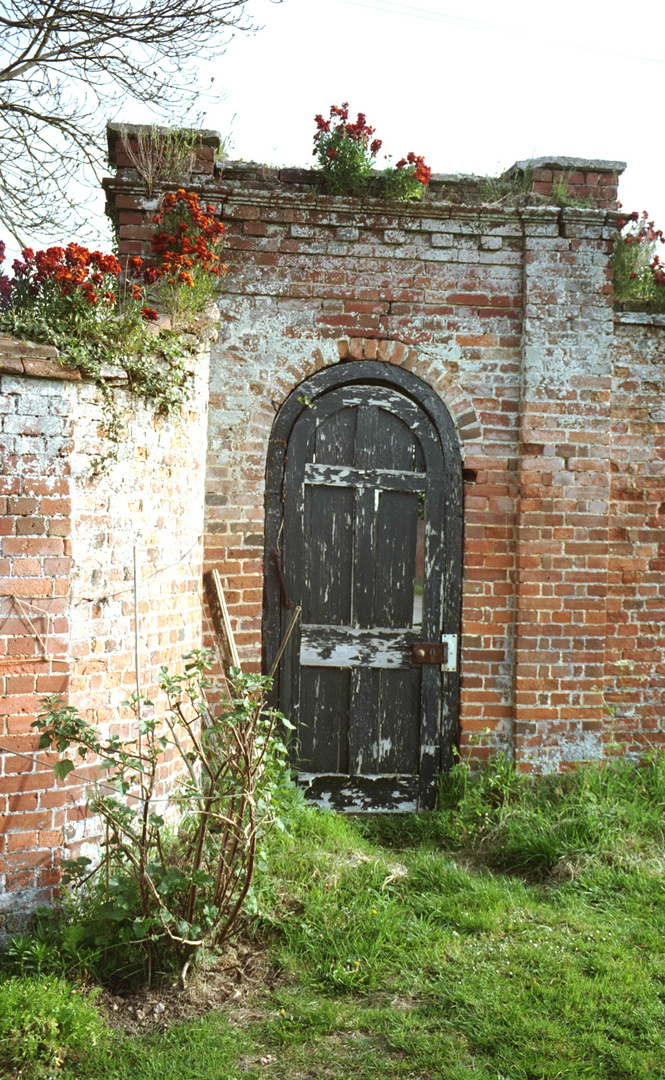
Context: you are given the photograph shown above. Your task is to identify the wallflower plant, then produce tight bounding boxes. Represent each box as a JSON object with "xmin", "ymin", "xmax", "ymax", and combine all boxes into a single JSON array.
[
  {"xmin": 313, "ymin": 103, "xmax": 431, "ymax": 200},
  {"xmin": 613, "ymin": 210, "xmax": 665, "ymax": 312},
  {"xmin": 313, "ymin": 103, "xmax": 383, "ymax": 194},
  {"xmin": 142, "ymin": 187, "xmax": 227, "ymax": 327},
  {"xmin": 0, "ymin": 189, "xmax": 226, "ymax": 468},
  {"xmin": 384, "ymin": 151, "xmax": 432, "ymax": 200}
]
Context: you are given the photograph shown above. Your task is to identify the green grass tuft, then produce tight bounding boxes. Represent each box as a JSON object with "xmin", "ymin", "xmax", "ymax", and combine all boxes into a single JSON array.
[{"xmin": 0, "ymin": 976, "xmax": 108, "ymax": 1076}]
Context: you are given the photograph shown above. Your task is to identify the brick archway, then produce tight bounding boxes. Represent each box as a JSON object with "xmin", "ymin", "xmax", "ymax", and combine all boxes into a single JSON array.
[
  {"xmin": 243, "ymin": 338, "xmax": 481, "ymax": 454},
  {"xmin": 204, "ymin": 337, "xmax": 482, "ymax": 672}
]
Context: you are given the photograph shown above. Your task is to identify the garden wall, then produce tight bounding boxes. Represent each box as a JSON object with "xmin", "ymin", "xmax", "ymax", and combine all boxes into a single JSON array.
[
  {"xmin": 0, "ymin": 325, "xmax": 213, "ymax": 922},
  {"xmin": 194, "ymin": 161, "xmax": 626, "ymax": 773},
  {"xmin": 102, "ymin": 135, "xmax": 665, "ymax": 779},
  {"xmin": 3, "ymin": 128, "xmax": 665, "ymax": 913}
]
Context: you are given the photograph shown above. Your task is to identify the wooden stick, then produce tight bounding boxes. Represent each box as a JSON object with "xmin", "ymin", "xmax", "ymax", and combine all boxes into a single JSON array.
[
  {"xmin": 204, "ymin": 568, "xmax": 241, "ymax": 676},
  {"xmin": 269, "ymin": 604, "xmax": 302, "ymax": 678}
]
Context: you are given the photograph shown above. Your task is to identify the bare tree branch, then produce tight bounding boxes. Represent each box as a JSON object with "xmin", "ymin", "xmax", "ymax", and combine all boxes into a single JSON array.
[{"xmin": 0, "ymin": 0, "xmax": 266, "ymax": 244}]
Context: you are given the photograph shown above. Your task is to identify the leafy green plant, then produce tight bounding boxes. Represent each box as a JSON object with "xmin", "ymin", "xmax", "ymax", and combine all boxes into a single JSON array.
[
  {"xmin": 312, "ymin": 104, "xmax": 430, "ymax": 200},
  {"xmin": 550, "ymin": 170, "xmax": 591, "ymax": 208},
  {"xmin": 0, "ymin": 976, "xmax": 107, "ymax": 1076},
  {"xmin": 32, "ymin": 654, "xmax": 293, "ymax": 986},
  {"xmin": 1, "ymin": 935, "xmax": 60, "ymax": 981},
  {"xmin": 383, "ymin": 153, "xmax": 431, "ymax": 201}
]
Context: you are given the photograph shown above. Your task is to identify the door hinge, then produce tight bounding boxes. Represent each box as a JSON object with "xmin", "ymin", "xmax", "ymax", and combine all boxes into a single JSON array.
[{"xmin": 440, "ymin": 633, "xmax": 458, "ymax": 672}]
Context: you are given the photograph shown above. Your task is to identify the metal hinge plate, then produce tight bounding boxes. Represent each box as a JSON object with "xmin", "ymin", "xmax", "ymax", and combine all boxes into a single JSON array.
[{"xmin": 441, "ymin": 633, "xmax": 458, "ymax": 672}]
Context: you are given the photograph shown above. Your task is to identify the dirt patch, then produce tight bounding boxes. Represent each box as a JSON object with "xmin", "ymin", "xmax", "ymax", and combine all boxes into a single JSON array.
[{"xmin": 96, "ymin": 936, "xmax": 278, "ymax": 1036}]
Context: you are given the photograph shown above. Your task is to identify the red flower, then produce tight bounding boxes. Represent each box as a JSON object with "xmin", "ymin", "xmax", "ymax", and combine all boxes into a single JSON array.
[
  {"xmin": 80, "ymin": 283, "xmax": 98, "ymax": 305},
  {"xmin": 141, "ymin": 306, "xmax": 159, "ymax": 321},
  {"xmin": 144, "ymin": 265, "xmax": 162, "ymax": 285}
]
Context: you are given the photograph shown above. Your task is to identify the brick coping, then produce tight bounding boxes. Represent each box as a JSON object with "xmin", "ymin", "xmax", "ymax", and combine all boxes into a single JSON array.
[
  {"xmin": 0, "ymin": 335, "xmax": 81, "ymax": 380},
  {"xmin": 614, "ymin": 312, "xmax": 665, "ymax": 328},
  {"xmin": 103, "ymin": 173, "xmax": 624, "ymax": 228}
]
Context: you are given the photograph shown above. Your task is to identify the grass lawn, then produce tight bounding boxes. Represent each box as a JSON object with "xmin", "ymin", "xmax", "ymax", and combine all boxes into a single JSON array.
[{"xmin": 4, "ymin": 756, "xmax": 665, "ymax": 1079}]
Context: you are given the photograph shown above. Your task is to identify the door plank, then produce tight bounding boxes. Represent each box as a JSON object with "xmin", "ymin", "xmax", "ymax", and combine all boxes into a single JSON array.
[
  {"xmin": 304, "ymin": 463, "xmax": 426, "ymax": 492},
  {"xmin": 314, "ymin": 406, "xmax": 357, "ymax": 466},
  {"xmin": 298, "ymin": 667, "xmax": 350, "ymax": 774},
  {"xmin": 349, "ymin": 667, "xmax": 381, "ymax": 774},
  {"xmin": 300, "ymin": 624, "xmax": 418, "ymax": 667},
  {"xmin": 304, "ymin": 484, "xmax": 354, "ymax": 625},
  {"xmin": 375, "ymin": 489, "xmax": 420, "ymax": 628},
  {"xmin": 378, "ymin": 668, "xmax": 421, "ymax": 774},
  {"xmin": 281, "ymin": 407, "xmax": 316, "ymax": 736}
]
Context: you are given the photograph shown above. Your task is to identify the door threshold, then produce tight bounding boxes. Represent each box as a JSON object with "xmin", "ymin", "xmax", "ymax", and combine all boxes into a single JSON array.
[{"xmin": 297, "ymin": 772, "xmax": 420, "ymax": 813}]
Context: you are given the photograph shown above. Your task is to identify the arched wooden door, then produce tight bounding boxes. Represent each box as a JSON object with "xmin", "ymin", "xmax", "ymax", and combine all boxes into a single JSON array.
[{"xmin": 264, "ymin": 363, "xmax": 462, "ymax": 811}]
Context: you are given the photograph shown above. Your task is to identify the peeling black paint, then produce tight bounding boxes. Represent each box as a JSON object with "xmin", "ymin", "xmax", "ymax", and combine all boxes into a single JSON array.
[{"xmin": 264, "ymin": 363, "xmax": 463, "ymax": 811}]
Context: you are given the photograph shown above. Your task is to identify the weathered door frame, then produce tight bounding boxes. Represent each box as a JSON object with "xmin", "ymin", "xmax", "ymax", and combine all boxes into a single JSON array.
[{"xmin": 263, "ymin": 361, "xmax": 463, "ymax": 801}]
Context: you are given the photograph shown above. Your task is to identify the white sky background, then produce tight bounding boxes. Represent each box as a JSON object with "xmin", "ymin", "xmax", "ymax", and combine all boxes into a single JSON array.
[
  {"xmin": 195, "ymin": 0, "xmax": 664, "ymax": 224},
  {"xmin": 5, "ymin": 0, "xmax": 664, "ymax": 258}
]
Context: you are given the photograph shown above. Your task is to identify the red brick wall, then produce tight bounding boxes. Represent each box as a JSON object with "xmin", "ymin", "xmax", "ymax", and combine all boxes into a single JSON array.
[
  {"xmin": 512, "ymin": 210, "xmax": 617, "ymax": 769},
  {"xmin": 507, "ymin": 156, "xmax": 622, "ymax": 210},
  {"xmin": 0, "ymin": 341, "xmax": 77, "ymax": 915},
  {"xmin": 92, "ymin": 135, "xmax": 665, "ymax": 779},
  {"xmin": 0, "ymin": 328, "xmax": 212, "ymax": 923},
  {"xmin": 181, "ymin": 168, "xmax": 622, "ymax": 772},
  {"xmin": 608, "ymin": 314, "xmax": 665, "ymax": 752}
]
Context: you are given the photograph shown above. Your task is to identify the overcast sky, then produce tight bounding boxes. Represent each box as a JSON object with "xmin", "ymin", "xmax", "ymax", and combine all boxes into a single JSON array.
[
  {"xmin": 192, "ymin": 0, "xmax": 664, "ymax": 225},
  {"xmin": 7, "ymin": 0, "xmax": 663, "ymax": 259}
]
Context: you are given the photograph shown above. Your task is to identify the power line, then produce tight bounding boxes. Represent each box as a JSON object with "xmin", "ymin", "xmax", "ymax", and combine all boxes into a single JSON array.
[
  {"xmin": 342, "ymin": 0, "xmax": 518, "ymax": 36},
  {"xmin": 339, "ymin": 0, "xmax": 665, "ymax": 67}
]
